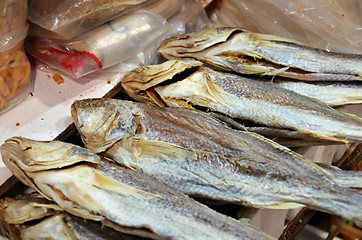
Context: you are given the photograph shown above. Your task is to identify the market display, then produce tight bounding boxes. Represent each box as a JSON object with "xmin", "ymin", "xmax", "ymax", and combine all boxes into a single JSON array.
[{"xmin": 0, "ymin": 0, "xmax": 361, "ymax": 239}]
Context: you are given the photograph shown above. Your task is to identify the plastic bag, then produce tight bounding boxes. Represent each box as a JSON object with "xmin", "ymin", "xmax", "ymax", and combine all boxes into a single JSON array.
[
  {"xmin": 209, "ymin": 0, "xmax": 362, "ymax": 54},
  {"xmin": 27, "ymin": 0, "xmax": 161, "ymax": 40},
  {"xmin": 26, "ymin": 9, "xmax": 172, "ymax": 78},
  {"xmin": 26, "ymin": 0, "xmax": 211, "ymax": 78},
  {"xmin": 0, "ymin": 0, "xmax": 32, "ymax": 114}
]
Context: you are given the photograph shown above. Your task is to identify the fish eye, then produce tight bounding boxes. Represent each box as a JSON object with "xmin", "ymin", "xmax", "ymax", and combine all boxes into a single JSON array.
[{"xmin": 89, "ymin": 99, "xmax": 103, "ymax": 108}]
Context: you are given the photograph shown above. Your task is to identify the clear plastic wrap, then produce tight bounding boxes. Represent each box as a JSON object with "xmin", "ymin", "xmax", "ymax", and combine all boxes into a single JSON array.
[
  {"xmin": 0, "ymin": 0, "xmax": 32, "ymax": 114},
  {"xmin": 26, "ymin": 9, "xmax": 171, "ymax": 78},
  {"xmin": 26, "ymin": 0, "xmax": 211, "ymax": 78},
  {"xmin": 209, "ymin": 0, "xmax": 362, "ymax": 54},
  {"xmin": 28, "ymin": 0, "xmax": 160, "ymax": 40}
]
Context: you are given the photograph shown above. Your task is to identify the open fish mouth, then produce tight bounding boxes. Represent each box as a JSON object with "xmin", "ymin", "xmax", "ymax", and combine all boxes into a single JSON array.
[
  {"xmin": 0, "ymin": 137, "xmax": 101, "ymax": 194},
  {"xmin": 1, "ymin": 137, "xmax": 100, "ymax": 172}
]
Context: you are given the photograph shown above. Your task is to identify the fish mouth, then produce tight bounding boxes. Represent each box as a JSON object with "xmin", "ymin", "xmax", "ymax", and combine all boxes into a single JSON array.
[
  {"xmin": 1, "ymin": 137, "xmax": 100, "ymax": 173},
  {"xmin": 122, "ymin": 60, "xmax": 202, "ymax": 107},
  {"xmin": 1, "ymin": 138, "xmax": 39, "ymax": 190}
]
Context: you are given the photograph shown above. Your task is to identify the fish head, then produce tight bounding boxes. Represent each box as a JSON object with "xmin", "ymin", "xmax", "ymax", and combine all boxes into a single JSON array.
[
  {"xmin": 71, "ymin": 99, "xmax": 143, "ymax": 152},
  {"xmin": 122, "ymin": 60, "xmax": 203, "ymax": 106},
  {"xmin": 158, "ymin": 27, "xmax": 244, "ymax": 59},
  {"xmin": 0, "ymin": 194, "xmax": 61, "ymax": 225},
  {"xmin": 0, "ymin": 137, "xmax": 100, "ymax": 189}
]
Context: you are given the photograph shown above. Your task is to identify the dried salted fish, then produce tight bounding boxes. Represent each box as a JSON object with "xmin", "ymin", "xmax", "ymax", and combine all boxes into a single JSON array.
[
  {"xmin": 273, "ymin": 80, "xmax": 362, "ymax": 107},
  {"xmin": 0, "ymin": 194, "xmax": 143, "ymax": 240},
  {"xmin": 158, "ymin": 27, "xmax": 362, "ymax": 81},
  {"xmin": 71, "ymin": 98, "xmax": 362, "ymax": 225},
  {"xmin": 0, "ymin": 137, "xmax": 273, "ymax": 240},
  {"xmin": 206, "ymin": 112, "xmax": 341, "ymax": 147},
  {"xmin": 121, "ymin": 60, "xmax": 362, "ymax": 143}
]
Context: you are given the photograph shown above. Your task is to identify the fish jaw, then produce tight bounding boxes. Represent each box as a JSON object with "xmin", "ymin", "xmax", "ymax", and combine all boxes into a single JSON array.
[
  {"xmin": 71, "ymin": 99, "xmax": 142, "ymax": 153},
  {"xmin": 0, "ymin": 137, "xmax": 100, "ymax": 192},
  {"xmin": 122, "ymin": 59, "xmax": 203, "ymax": 107}
]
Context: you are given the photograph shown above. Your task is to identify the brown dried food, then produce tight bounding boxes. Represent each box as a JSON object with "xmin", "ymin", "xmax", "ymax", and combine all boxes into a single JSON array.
[
  {"xmin": 52, "ymin": 73, "xmax": 64, "ymax": 85},
  {"xmin": 0, "ymin": 42, "xmax": 31, "ymax": 111},
  {"xmin": 0, "ymin": 0, "xmax": 31, "ymax": 112}
]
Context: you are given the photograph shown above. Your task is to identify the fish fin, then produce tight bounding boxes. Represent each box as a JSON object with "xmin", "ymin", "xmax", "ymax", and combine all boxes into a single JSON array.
[
  {"xmin": 145, "ymin": 89, "xmax": 167, "ymax": 107},
  {"xmin": 93, "ymin": 169, "xmax": 160, "ymax": 200},
  {"xmin": 340, "ymin": 111, "xmax": 362, "ymax": 121},
  {"xmin": 253, "ymin": 32, "xmax": 309, "ymax": 46},
  {"xmin": 134, "ymin": 139, "xmax": 194, "ymax": 163},
  {"xmin": 44, "ymin": 182, "xmax": 104, "ymax": 221},
  {"xmin": 261, "ymin": 202, "xmax": 305, "ymax": 209},
  {"xmin": 261, "ymin": 67, "xmax": 289, "ymax": 77},
  {"xmin": 204, "ymin": 73, "xmax": 231, "ymax": 106},
  {"xmin": 298, "ymin": 130, "xmax": 350, "ymax": 144},
  {"xmin": 32, "ymin": 203, "xmax": 64, "ymax": 212}
]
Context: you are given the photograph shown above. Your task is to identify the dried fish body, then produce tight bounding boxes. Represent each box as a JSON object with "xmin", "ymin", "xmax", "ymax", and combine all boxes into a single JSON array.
[
  {"xmin": 273, "ymin": 80, "xmax": 362, "ymax": 107},
  {"xmin": 71, "ymin": 98, "xmax": 362, "ymax": 225},
  {"xmin": 0, "ymin": 137, "xmax": 273, "ymax": 240},
  {"xmin": 0, "ymin": 194, "xmax": 143, "ymax": 240},
  {"xmin": 206, "ymin": 112, "xmax": 342, "ymax": 148},
  {"xmin": 121, "ymin": 60, "xmax": 362, "ymax": 143},
  {"xmin": 158, "ymin": 28, "xmax": 362, "ymax": 81}
]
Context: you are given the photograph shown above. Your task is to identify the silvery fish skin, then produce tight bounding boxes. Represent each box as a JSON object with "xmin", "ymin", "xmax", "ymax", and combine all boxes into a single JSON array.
[
  {"xmin": 273, "ymin": 80, "xmax": 362, "ymax": 107},
  {"xmin": 0, "ymin": 194, "xmax": 143, "ymax": 240},
  {"xmin": 158, "ymin": 27, "xmax": 362, "ymax": 81},
  {"xmin": 207, "ymin": 112, "xmax": 341, "ymax": 148},
  {"xmin": 0, "ymin": 137, "xmax": 273, "ymax": 240},
  {"xmin": 121, "ymin": 60, "xmax": 362, "ymax": 143},
  {"xmin": 71, "ymin": 98, "xmax": 362, "ymax": 225}
]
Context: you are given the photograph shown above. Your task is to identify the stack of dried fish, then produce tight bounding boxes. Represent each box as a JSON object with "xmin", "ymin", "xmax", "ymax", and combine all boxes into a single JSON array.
[
  {"xmin": 71, "ymin": 98, "xmax": 362, "ymax": 226},
  {"xmin": 121, "ymin": 27, "xmax": 362, "ymax": 147},
  {"xmin": 0, "ymin": 193, "xmax": 143, "ymax": 239},
  {"xmin": 0, "ymin": 137, "xmax": 274, "ymax": 240},
  {"xmin": 1, "ymin": 27, "xmax": 362, "ymax": 239}
]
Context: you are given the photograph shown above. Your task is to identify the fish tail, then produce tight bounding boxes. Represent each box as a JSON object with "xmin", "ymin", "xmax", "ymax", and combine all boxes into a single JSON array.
[{"xmin": 322, "ymin": 187, "xmax": 362, "ymax": 226}]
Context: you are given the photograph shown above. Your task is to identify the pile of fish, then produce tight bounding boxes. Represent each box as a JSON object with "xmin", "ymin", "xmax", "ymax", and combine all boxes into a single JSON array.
[
  {"xmin": 1, "ymin": 137, "xmax": 273, "ymax": 240},
  {"xmin": 1, "ymin": 27, "xmax": 362, "ymax": 239}
]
